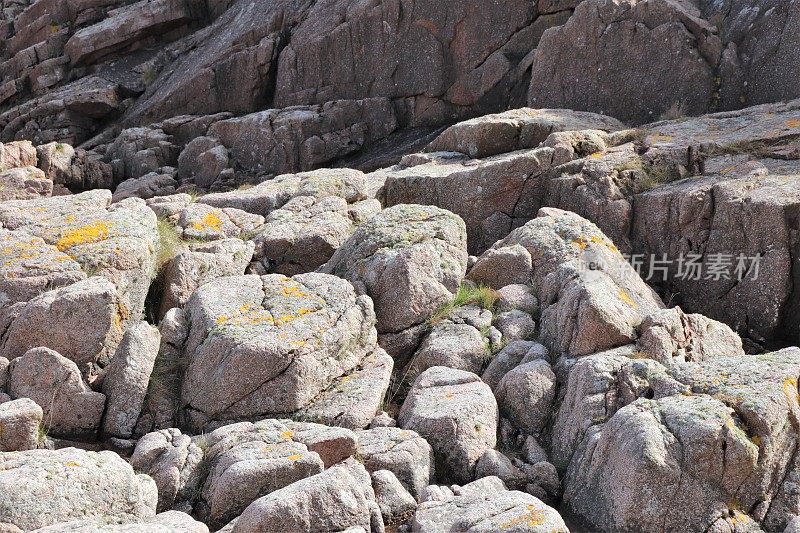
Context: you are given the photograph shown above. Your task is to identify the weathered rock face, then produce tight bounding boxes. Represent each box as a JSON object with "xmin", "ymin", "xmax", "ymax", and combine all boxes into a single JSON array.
[
  {"xmin": 355, "ymin": 426, "xmax": 435, "ymax": 499},
  {"xmin": 0, "ymin": 227, "xmax": 86, "ymax": 308},
  {"xmin": 223, "ymin": 458, "xmax": 382, "ymax": 533},
  {"xmin": 252, "ymin": 196, "xmax": 381, "ymax": 275},
  {"xmin": 398, "ymin": 366, "xmax": 498, "ymax": 484},
  {"xmin": 0, "ymin": 278, "xmax": 123, "ymax": 371},
  {"xmin": 205, "ymin": 99, "xmax": 398, "ymax": 176},
  {"xmin": 0, "ymin": 166, "xmax": 51, "ymax": 200},
  {"xmin": 527, "ymin": 0, "xmax": 799, "ymax": 123},
  {"xmin": 426, "ymin": 108, "xmax": 625, "ymax": 159},
  {"xmin": 0, "ymin": 448, "xmax": 157, "ymax": 531},
  {"xmin": 180, "ymin": 273, "xmax": 381, "ymax": 430},
  {"xmin": 7, "ymin": 347, "xmax": 106, "ymax": 439},
  {"xmin": 274, "ymin": 0, "xmax": 566, "ymax": 125},
  {"xmin": 102, "ymin": 321, "xmax": 161, "ymax": 439},
  {"xmin": 413, "ymin": 476, "xmax": 568, "ymax": 532},
  {"xmin": 474, "ymin": 209, "xmax": 663, "ymax": 357},
  {"xmin": 0, "ymin": 190, "xmax": 159, "ymax": 322},
  {"xmin": 320, "ymin": 204, "xmax": 468, "ymax": 356},
  {"xmin": 0, "ymin": 397, "xmax": 42, "ymax": 451},
  {"xmin": 558, "ymin": 348, "xmax": 800, "ymax": 532}
]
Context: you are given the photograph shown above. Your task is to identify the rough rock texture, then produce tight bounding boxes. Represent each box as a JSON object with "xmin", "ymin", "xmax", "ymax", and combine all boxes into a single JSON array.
[
  {"xmin": 636, "ymin": 306, "xmax": 744, "ymax": 365},
  {"xmin": 0, "ymin": 397, "xmax": 42, "ymax": 451},
  {"xmin": 413, "ymin": 476, "xmax": 568, "ymax": 532},
  {"xmin": 0, "ymin": 227, "xmax": 85, "ymax": 308},
  {"xmin": 158, "ymin": 238, "xmax": 255, "ymax": 317},
  {"xmin": 0, "ymin": 166, "xmax": 51, "ymax": 200},
  {"xmin": 0, "ymin": 190, "xmax": 159, "ymax": 322},
  {"xmin": 372, "ymin": 469, "xmax": 417, "ymax": 526},
  {"xmin": 495, "ymin": 358, "xmax": 556, "ymax": 437},
  {"xmin": 0, "ymin": 277, "xmax": 123, "ymax": 371},
  {"xmin": 402, "ymin": 304, "xmax": 494, "ymax": 383},
  {"xmin": 180, "ymin": 273, "xmax": 380, "ymax": 430},
  {"xmin": 0, "ymin": 448, "xmax": 157, "ymax": 531},
  {"xmin": 398, "ymin": 366, "xmax": 497, "ymax": 483},
  {"xmin": 475, "ymin": 209, "xmax": 663, "ymax": 356},
  {"xmin": 205, "ymin": 99, "xmax": 398, "ymax": 176},
  {"xmin": 558, "ymin": 348, "xmax": 800, "ymax": 532},
  {"xmin": 222, "ymin": 458, "xmax": 382, "ymax": 533},
  {"xmin": 7, "ymin": 347, "xmax": 106, "ymax": 439},
  {"xmin": 355, "ymin": 426, "xmax": 435, "ymax": 499},
  {"xmin": 426, "ymin": 108, "xmax": 624, "ymax": 159},
  {"xmin": 251, "ymin": 195, "xmax": 381, "ymax": 275},
  {"xmin": 320, "ymin": 204, "xmax": 468, "ymax": 356},
  {"xmin": 31, "ymin": 511, "xmax": 209, "ymax": 533},
  {"xmin": 528, "ymin": 0, "xmax": 800, "ymax": 123},
  {"xmin": 102, "ymin": 321, "xmax": 161, "ymax": 438}
]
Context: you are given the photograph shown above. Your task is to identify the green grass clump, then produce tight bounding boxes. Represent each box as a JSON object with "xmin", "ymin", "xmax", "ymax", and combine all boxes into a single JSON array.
[
  {"xmin": 429, "ymin": 283, "xmax": 499, "ymax": 325},
  {"xmin": 155, "ymin": 218, "xmax": 184, "ymax": 272}
]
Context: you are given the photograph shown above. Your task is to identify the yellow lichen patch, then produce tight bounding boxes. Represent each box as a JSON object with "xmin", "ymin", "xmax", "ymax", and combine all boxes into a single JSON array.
[
  {"xmin": 588, "ymin": 152, "xmax": 605, "ymax": 160},
  {"xmin": 785, "ymin": 119, "xmax": 800, "ymax": 129},
  {"xmin": 281, "ymin": 284, "xmax": 309, "ymax": 299},
  {"xmin": 64, "ymin": 461, "xmax": 81, "ymax": 468},
  {"xmin": 286, "ymin": 454, "xmax": 302, "ymax": 462},
  {"xmin": 499, "ymin": 505, "xmax": 547, "ymax": 529},
  {"xmin": 590, "ymin": 235, "xmax": 620, "ymax": 254},
  {"xmin": 751, "ymin": 435, "xmax": 763, "ymax": 448},
  {"xmin": 618, "ymin": 288, "xmax": 637, "ymax": 308},
  {"xmin": 280, "ymin": 430, "xmax": 294, "ymax": 441},
  {"xmin": 728, "ymin": 510, "xmax": 752, "ymax": 526},
  {"xmin": 783, "ymin": 377, "xmax": 799, "ymax": 404},
  {"xmin": 647, "ymin": 134, "xmax": 674, "ymax": 144},
  {"xmin": 190, "ymin": 212, "xmax": 223, "ymax": 233},
  {"xmin": 443, "ymin": 392, "xmax": 454, "ymax": 400},
  {"xmin": 571, "ymin": 237, "xmax": 589, "ymax": 250},
  {"xmin": 56, "ymin": 221, "xmax": 111, "ymax": 251}
]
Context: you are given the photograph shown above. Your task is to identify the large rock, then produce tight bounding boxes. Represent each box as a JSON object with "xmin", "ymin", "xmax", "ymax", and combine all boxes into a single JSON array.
[
  {"xmin": 130, "ymin": 428, "xmax": 205, "ymax": 513},
  {"xmin": 0, "ymin": 166, "xmax": 51, "ymax": 200},
  {"xmin": 180, "ymin": 273, "xmax": 379, "ymax": 430},
  {"xmin": 251, "ymin": 195, "xmax": 381, "ymax": 275},
  {"xmin": 398, "ymin": 367, "xmax": 497, "ymax": 483},
  {"xmin": 0, "ymin": 397, "xmax": 42, "ymax": 451},
  {"xmin": 296, "ymin": 346, "xmax": 393, "ymax": 429},
  {"xmin": 223, "ymin": 458, "xmax": 382, "ymax": 533},
  {"xmin": 426, "ymin": 108, "xmax": 624, "ymax": 159},
  {"xmin": 159, "ymin": 238, "xmax": 255, "ymax": 317},
  {"xmin": 473, "ymin": 209, "xmax": 663, "ymax": 356},
  {"xmin": 0, "ymin": 448, "xmax": 157, "ymax": 531},
  {"xmin": 205, "ymin": 99, "xmax": 398, "ymax": 175},
  {"xmin": 355, "ymin": 426, "xmax": 435, "ymax": 499},
  {"xmin": 413, "ymin": 476, "xmax": 568, "ymax": 532},
  {"xmin": 0, "ymin": 227, "xmax": 85, "ymax": 308},
  {"xmin": 562, "ymin": 348, "xmax": 800, "ymax": 531},
  {"xmin": 0, "ymin": 141, "xmax": 37, "ymax": 171},
  {"xmin": 102, "ymin": 321, "xmax": 161, "ymax": 438},
  {"xmin": 528, "ymin": 0, "xmax": 720, "ymax": 124},
  {"xmin": 199, "ymin": 168, "xmax": 368, "ymax": 217},
  {"xmin": 494, "ymin": 358, "xmax": 556, "ymax": 437},
  {"xmin": 7, "ymin": 347, "xmax": 106, "ymax": 439},
  {"xmin": 0, "ymin": 277, "xmax": 123, "ymax": 371},
  {"xmin": 320, "ymin": 204, "xmax": 468, "ymax": 346},
  {"xmin": 0, "ymin": 190, "xmax": 160, "ymax": 322},
  {"xmin": 31, "ymin": 511, "xmax": 209, "ymax": 533}
]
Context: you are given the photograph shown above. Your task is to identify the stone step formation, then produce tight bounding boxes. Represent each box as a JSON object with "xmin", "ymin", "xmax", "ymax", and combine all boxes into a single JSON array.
[{"xmin": 1, "ymin": 0, "xmax": 799, "ymax": 531}]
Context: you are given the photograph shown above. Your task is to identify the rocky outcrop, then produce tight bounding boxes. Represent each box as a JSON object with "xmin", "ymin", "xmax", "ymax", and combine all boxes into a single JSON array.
[
  {"xmin": 320, "ymin": 204, "xmax": 468, "ymax": 358},
  {"xmin": 180, "ymin": 273, "xmax": 382, "ymax": 430},
  {"xmin": 398, "ymin": 366, "xmax": 498, "ymax": 484},
  {"xmin": 0, "ymin": 448, "xmax": 157, "ymax": 531}
]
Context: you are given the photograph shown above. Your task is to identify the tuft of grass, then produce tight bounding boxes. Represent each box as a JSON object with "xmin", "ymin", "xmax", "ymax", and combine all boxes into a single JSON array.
[
  {"xmin": 637, "ymin": 162, "xmax": 677, "ymax": 191},
  {"xmin": 155, "ymin": 218, "xmax": 184, "ymax": 272},
  {"xmin": 614, "ymin": 157, "xmax": 643, "ymax": 174},
  {"xmin": 429, "ymin": 283, "xmax": 499, "ymax": 325},
  {"xmin": 37, "ymin": 424, "xmax": 49, "ymax": 446}
]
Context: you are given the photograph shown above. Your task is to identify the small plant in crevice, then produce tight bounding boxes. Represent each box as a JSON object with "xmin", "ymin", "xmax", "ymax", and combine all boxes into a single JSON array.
[{"xmin": 429, "ymin": 283, "xmax": 499, "ymax": 326}]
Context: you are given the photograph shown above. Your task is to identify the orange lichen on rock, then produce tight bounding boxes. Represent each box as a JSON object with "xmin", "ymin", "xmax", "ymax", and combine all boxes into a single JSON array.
[
  {"xmin": 499, "ymin": 505, "xmax": 547, "ymax": 529},
  {"xmin": 56, "ymin": 221, "xmax": 111, "ymax": 251}
]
